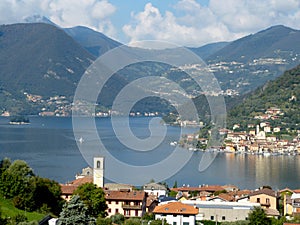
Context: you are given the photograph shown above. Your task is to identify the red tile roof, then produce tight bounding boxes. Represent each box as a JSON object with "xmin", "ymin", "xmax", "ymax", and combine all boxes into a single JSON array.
[
  {"xmin": 105, "ymin": 190, "xmax": 146, "ymax": 201},
  {"xmin": 249, "ymin": 188, "xmax": 277, "ymax": 197},
  {"xmin": 61, "ymin": 185, "xmax": 78, "ymax": 195},
  {"xmin": 153, "ymin": 202, "xmax": 198, "ymax": 215},
  {"xmin": 71, "ymin": 176, "xmax": 93, "ymax": 185}
]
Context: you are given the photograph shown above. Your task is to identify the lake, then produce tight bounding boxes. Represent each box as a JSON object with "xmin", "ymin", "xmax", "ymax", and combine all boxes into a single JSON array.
[{"xmin": 0, "ymin": 116, "xmax": 299, "ymax": 189}]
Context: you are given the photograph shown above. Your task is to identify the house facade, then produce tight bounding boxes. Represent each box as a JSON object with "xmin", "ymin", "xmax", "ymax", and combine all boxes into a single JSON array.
[
  {"xmin": 248, "ymin": 188, "xmax": 279, "ymax": 217},
  {"xmin": 143, "ymin": 182, "xmax": 167, "ymax": 197},
  {"xmin": 105, "ymin": 190, "xmax": 147, "ymax": 217},
  {"xmin": 153, "ymin": 202, "xmax": 198, "ymax": 225}
]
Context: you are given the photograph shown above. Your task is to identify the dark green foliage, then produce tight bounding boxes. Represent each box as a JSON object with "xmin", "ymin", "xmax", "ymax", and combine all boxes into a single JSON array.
[
  {"xmin": 149, "ymin": 220, "xmax": 168, "ymax": 225},
  {"xmin": 124, "ymin": 218, "xmax": 141, "ymax": 225},
  {"xmin": 142, "ymin": 212, "xmax": 155, "ymax": 221},
  {"xmin": 96, "ymin": 217, "xmax": 112, "ymax": 225},
  {"xmin": 73, "ymin": 183, "xmax": 108, "ymax": 218},
  {"xmin": 0, "ymin": 158, "xmax": 64, "ymax": 215},
  {"xmin": 228, "ymin": 64, "xmax": 300, "ymax": 131},
  {"xmin": 248, "ymin": 207, "xmax": 271, "ymax": 225},
  {"xmin": 173, "ymin": 181, "xmax": 178, "ymax": 188},
  {"xmin": 110, "ymin": 213, "xmax": 125, "ymax": 225},
  {"xmin": 58, "ymin": 195, "xmax": 96, "ymax": 225},
  {"xmin": 199, "ymin": 220, "xmax": 221, "ymax": 225},
  {"xmin": 213, "ymin": 190, "xmax": 227, "ymax": 196}
]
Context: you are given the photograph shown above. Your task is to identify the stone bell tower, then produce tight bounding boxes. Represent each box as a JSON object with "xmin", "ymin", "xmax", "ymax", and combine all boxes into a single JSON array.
[{"xmin": 93, "ymin": 156, "xmax": 104, "ymax": 188}]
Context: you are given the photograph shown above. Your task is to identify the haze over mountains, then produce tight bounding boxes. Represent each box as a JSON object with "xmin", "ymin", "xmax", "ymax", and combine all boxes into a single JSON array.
[{"xmin": 0, "ymin": 20, "xmax": 299, "ymax": 116}]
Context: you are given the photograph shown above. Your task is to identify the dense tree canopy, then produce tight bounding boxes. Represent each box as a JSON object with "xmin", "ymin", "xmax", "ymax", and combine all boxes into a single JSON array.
[
  {"xmin": 248, "ymin": 207, "xmax": 271, "ymax": 225},
  {"xmin": 58, "ymin": 195, "xmax": 96, "ymax": 225},
  {"xmin": 73, "ymin": 183, "xmax": 108, "ymax": 218},
  {"xmin": 0, "ymin": 158, "xmax": 64, "ymax": 215}
]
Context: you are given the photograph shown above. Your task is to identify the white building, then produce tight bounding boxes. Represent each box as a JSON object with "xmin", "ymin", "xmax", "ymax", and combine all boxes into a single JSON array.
[
  {"xmin": 143, "ymin": 182, "xmax": 167, "ymax": 197},
  {"xmin": 182, "ymin": 200, "xmax": 260, "ymax": 222},
  {"xmin": 153, "ymin": 202, "xmax": 198, "ymax": 225}
]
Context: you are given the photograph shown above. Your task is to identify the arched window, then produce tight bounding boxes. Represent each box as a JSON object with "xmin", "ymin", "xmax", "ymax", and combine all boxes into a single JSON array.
[{"xmin": 97, "ymin": 160, "xmax": 101, "ymax": 168}]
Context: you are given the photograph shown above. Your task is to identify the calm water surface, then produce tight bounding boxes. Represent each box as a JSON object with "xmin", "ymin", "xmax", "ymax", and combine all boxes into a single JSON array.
[{"xmin": 0, "ymin": 116, "xmax": 299, "ymax": 189}]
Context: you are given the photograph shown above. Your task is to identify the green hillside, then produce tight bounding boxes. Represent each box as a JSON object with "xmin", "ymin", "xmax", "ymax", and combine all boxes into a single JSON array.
[
  {"xmin": 228, "ymin": 64, "xmax": 300, "ymax": 131},
  {"xmin": 0, "ymin": 195, "xmax": 45, "ymax": 223}
]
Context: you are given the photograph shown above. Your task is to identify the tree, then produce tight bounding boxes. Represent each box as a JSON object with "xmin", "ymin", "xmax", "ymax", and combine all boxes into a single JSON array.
[
  {"xmin": 173, "ymin": 181, "xmax": 178, "ymax": 188},
  {"xmin": 58, "ymin": 195, "xmax": 96, "ymax": 225},
  {"xmin": 31, "ymin": 177, "xmax": 65, "ymax": 215},
  {"xmin": 96, "ymin": 217, "xmax": 112, "ymax": 225},
  {"xmin": 0, "ymin": 160, "xmax": 34, "ymax": 198},
  {"xmin": 73, "ymin": 183, "xmax": 108, "ymax": 218},
  {"xmin": 248, "ymin": 207, "xmax": 271, "ymax": 225},
  {"xmin": 110, "ymin": 213, "xmax": 125, "ymax": 225}
]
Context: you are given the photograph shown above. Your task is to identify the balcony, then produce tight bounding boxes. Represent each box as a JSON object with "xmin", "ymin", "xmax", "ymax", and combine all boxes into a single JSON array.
[{"xmin": 122, "ymin": 204, "xmax": 142, "ymax": 210}]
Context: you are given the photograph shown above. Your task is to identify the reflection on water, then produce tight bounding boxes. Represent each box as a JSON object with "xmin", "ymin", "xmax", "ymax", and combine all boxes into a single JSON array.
[{"xmin": 0, "ymin": 116, "xmax": 299, "ymax": 189}]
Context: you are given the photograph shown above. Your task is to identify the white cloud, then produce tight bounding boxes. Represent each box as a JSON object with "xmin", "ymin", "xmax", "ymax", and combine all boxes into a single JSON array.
[
  {"xmin": 123, "ymin": 0, "xmax": 300, "ymax": 47},
  {"xmin": 0, "ymin": 0, "xmax": 117, "ymax": 37}
]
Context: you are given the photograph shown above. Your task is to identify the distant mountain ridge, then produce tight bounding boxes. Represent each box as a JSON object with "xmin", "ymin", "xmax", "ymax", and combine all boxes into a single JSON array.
[
  {"xmin": 1, "ymin": 21, "xmax": 300, "ymax": 116},
  {"xmin": 0, "ymin": 23, "xmax": 95, "ymax": 114},
  {"xmin": 228, "ymin": 63, "xmax": 300, "ymax": 130},
  {"xmin": 64, "ymin": 26, "xmax": 122, "ymax": 57},
  {"xmin": 208, "ymin": 25, "xmax": 300, "ymax": 62}
]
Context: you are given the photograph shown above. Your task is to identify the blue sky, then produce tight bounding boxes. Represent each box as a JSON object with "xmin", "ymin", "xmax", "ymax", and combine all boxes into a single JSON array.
[{"xmin": 0, "ymin": 0, "xmax": 299, "ymax": 47}]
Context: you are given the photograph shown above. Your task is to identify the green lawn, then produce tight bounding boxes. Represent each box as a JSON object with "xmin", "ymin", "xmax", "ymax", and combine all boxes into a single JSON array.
[{"xmin": 0, "ymin": 195, "xmax": 45, "ymax": 222}]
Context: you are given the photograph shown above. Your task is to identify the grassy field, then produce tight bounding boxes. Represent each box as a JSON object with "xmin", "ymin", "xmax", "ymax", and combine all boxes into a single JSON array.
[{"xmin": 0, "ymin": 195, "xmax": 45, "ymax": 222}]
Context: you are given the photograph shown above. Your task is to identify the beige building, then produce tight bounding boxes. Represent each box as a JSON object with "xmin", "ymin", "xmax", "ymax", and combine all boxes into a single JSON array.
[
  {"xmin": 249, "ymin": 188, "xmax": 279, "ymax": 217},
  {"xmin": 105, "ymin": 190, "xmax": 146, "ymax": 217}
]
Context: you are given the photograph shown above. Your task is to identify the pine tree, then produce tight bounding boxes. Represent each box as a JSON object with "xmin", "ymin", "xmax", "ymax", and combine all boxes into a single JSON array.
[{"xmin": 58, "ymin": 195, "xmax": 96, "ymax": 225}]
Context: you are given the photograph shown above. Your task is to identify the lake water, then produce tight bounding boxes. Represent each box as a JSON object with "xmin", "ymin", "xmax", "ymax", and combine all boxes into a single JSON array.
[{"xmin": 0, "ymin": 116, "xmax": 299, "ymax": 189}]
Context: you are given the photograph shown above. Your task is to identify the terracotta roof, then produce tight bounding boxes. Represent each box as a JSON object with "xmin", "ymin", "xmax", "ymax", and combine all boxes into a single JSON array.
[
  {"xmin": 216, "ymin": 193, "xmax": 235, "ymax": 201},
  {"xmin": 105, "ymin": 190, "xmax": 146, "ymax": 201},
  {"xmin": 147, "ymin": 194, "xmax": 159, "ymax": 207},
  {"xmin": 265, "ymin": 208, "xmax": 280, "ymax": 216},
  {"xmin": 249, "ymin": 188, "xmax": 277, "ymax": 197},
  {"xmin": 61, "ymin": 185, "xmax": 78, "ymax": 195},
  {"xmin": 71, "ymin": 176, "xmax": 93, "ymax": 185},
  {"xmin": 60, "ymin": 176, "xmax": 93, "ymax": 195},
  {"xmin": 294, "ymin": 189, "xmax": 300, "ymax": 194},
  {"xmin": 153, "ymin": 202, "xmax": 198, "ymax": 215}
]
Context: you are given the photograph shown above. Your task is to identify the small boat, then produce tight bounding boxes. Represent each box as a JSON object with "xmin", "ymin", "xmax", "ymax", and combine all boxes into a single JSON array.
[
  {"xmin": 78, "ymin": 137, "xmax": 84, "ymax": 144},
  {"xmin": 170, "ymin": 141, "xmax": 177, "ymax": 146}
]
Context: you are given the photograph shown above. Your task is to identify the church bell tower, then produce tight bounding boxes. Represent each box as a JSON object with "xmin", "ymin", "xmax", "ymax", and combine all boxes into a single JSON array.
[{"xmin": 93, "ymin": 156, "xmax": 104, "ymax": 188}]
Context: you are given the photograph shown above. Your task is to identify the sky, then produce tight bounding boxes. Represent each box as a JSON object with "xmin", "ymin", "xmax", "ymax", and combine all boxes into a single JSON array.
[{"xmin": 1, "ymin": 0, "xmax": 300, "ymax": 47}]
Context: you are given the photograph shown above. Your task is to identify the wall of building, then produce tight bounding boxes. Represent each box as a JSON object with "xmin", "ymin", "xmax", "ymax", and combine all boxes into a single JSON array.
[{"xmin": 155, "ymin": 214, "xmax": 195, "ymax": 225}]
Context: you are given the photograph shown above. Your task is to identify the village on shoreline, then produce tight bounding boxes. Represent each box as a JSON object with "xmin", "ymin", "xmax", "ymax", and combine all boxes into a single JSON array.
[{"xmin": 58, "ymin": 156, "xmax": 300, "ymax": 224}]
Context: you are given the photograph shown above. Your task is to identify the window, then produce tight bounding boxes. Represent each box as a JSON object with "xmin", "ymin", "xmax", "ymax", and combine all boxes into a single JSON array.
[
  {"xmin": 97, "ymin": 160, "xmax": 101, "ymax": 168},
  {"xmin": 183, "ymin": 222, "xmax": 189, "ymax": 225},
  {"xmin": 115, "ymin": 209, "xmax": 119, "ymax": 214},
  {"xmin": 211, "ymin": 216, "xmax": 214, "ymax": 220},
  {"xmin": 108, "ymin": 201, "xmax": 111, "ymax": 204},
  {"xmin": 257, "ymin": 198, "xmax": 260, "ymax": 203},
  {"xmin": 108, "ymin": 208, "xmax": 111, "ymax": 213},
  {"xmin": 116, "ymin": 201, "xmax": 119, "ymax": 205},
  {"xmin": 125, "ymin": 210, "xmax": 130, "ymax": 216},
  {"xmin": 222, "ymin": 216, "xmax": 226, "ymax": 220},
  {"xmin": 135, "ymin": 210, "xmax": 139, "ymax": 216},
  {"xmin": 173, "ymin": 222, "xmax": 177, "ymax": 225},
  {"xmin": 266, "ymin": 198, "xmax": 270, "ymax": 205}
]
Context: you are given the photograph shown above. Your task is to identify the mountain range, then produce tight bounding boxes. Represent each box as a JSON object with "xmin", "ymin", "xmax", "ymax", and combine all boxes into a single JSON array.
[{"xmin": 0, "ymin": 20, "xmax": 300, "ymax": 116}]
